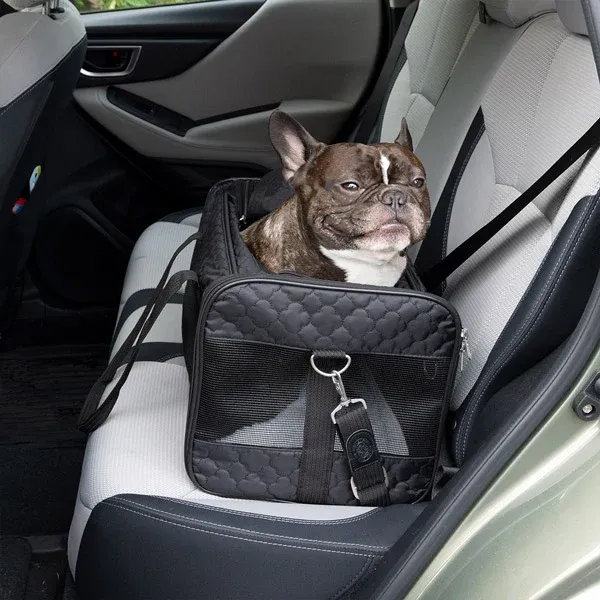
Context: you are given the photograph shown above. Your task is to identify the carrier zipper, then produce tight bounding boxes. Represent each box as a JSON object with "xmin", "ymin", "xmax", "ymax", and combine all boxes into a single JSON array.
[
  {"xmin": 222, "ymin": 196, "xmax": 237, "ymax": 274},
  {"xmin": 459, "ymin": 328, "xmax": 472, "ymax": 372},
  {"xmin": 239, "ymin": 181, "xmax": 249, "ymax": 227}
]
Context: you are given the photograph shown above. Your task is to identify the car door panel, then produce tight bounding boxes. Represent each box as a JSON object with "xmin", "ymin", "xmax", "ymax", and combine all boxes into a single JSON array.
[
  {"xmin": 78, "ymin": 0, "xmax": 265, "ymax": 87},
  {"xmin": 82, "ymin": 0, "xmax": 263, "ymax": 38},
  {"xmin": 75, "ymin": 0, "xmax": 382, "ymax": 168},
  {"xmin": 29, "ymin": 0, "xmax": 383, "ymax": 315},
  {"xmin": 74, "ymin": 92, "xmax": 351, "ymax": 168},
  {"xmin": 78, "ymin": 39, "xmax": 219, "ymax": 87}
]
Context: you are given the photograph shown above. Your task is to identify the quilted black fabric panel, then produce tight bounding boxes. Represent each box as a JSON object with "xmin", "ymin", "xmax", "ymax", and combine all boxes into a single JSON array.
[
  {"xmin": 192, "ymin": 440, "xmax": 433, "ymax": 505},
  {"xmin": 183, "ymin": 179, "xmax": 264, "ymax": 370},
  {"xmin": 205, "ymin": 281, "xmax": 457, "ymax": 357},
  {"xmin": 192, "ymin": 179, "xmax": 265, "ymax": 296}
]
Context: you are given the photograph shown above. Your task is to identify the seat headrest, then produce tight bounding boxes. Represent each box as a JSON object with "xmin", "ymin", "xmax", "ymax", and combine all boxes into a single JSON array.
[
  {"xmin": 556, "ymin": 0, "xmax": 588, "ymax": 35},
  {"xmin": 484, "ymin": 0, "xmax": 555, "ymax": 27},
  {"xmin": 2, "ymin": 0, "xmax": 46, "ymax": 8}
]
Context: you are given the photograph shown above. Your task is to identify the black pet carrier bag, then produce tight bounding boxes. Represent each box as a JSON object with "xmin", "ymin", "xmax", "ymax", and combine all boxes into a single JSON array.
[{"xmin": 79, "ymin": 175, "xmax": 463, "ymax": 507}]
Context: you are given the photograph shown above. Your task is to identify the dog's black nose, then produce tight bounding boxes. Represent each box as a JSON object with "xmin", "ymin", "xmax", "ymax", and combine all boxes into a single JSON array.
[{"xmin": 380, "ymin": 190, "xmax": 407, "ymax": 210}]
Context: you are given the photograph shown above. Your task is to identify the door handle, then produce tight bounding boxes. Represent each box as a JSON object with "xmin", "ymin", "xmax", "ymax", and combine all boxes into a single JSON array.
[{"xmin": 80, "ymin": 45, "xmax": 141, "ymax": 78}]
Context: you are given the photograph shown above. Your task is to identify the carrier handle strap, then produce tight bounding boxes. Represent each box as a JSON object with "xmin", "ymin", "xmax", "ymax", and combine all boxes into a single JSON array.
[
  {"xmin": 78, "ymin": 232, "xmax": 202, "ymax": 434},
  {"xmin": 297, "ymin": 352, "xmax": 345, "ymax": 504},
  {"xmin": 79, "ymin": 269, "xmax": 198, "ymax": 434}
]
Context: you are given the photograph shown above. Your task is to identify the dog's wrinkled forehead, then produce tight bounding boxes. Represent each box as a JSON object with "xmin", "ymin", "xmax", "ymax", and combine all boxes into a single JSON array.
[
  {"xmin": 267, "ymin": 109, "xmax": 424, "ymax": 185},
  {"xmin": 311, "ymin": 143, "xmax": 424, "ymax": 186}
]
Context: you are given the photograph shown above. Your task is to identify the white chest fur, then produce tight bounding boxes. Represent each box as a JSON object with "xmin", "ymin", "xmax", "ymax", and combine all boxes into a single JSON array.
[{"xmin": 320, "ymin": 247, "xmax": 407, "ymax": 286}]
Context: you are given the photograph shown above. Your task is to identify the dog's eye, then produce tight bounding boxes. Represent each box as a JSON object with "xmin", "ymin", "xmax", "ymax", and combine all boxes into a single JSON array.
[
  {"xmin": 412, "ymin": 177, "xmax": 425, "ymax": 188},
  {"xmin": 340, "ymin": 181, "xmax": 360, "ymax": 191}
]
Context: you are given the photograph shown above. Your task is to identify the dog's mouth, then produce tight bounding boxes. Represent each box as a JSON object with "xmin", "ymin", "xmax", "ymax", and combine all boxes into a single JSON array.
[
  {"xmin": 377, "ymin": 222, "xmax": 409, "ymax": 233},
  {"xmin": 359, "ymin": 218, "xmax": 411, "ymax": 238},
  {"xmin": 322, "ymin": 215, "xmax": 411, "ymax": 238}
]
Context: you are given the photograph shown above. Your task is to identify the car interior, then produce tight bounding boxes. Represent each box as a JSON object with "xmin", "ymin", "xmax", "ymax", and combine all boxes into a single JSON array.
[{"xmin": 1, "ymin": 0, "xmax": 600, "ymax": 597}]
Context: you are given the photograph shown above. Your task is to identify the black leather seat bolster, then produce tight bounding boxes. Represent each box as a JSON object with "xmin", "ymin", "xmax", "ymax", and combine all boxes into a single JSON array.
[
  {"xmin": 76, "ymin": 494, "xmax": 426, "ymax": 600},
  {"xmin": 454, "ymin": 191, "xmax": 600, "ymax": 464}
]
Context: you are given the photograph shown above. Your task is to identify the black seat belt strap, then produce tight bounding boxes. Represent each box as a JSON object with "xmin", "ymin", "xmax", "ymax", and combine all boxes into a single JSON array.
[
  {"xmin": 420, "ymin": 117, "xmax": 600, "ymax": 291},
  {"xmin": 353, "ymin": 0, "xmax": 420, "ymax": 144}
]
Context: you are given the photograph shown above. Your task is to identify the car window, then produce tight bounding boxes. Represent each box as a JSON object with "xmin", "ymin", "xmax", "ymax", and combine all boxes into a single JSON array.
[{"xmin": 71, "ymin": 0, "xmax": 212, "ymax": 14}]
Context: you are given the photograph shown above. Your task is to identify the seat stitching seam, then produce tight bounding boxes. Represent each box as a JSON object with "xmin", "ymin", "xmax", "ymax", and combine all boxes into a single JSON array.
[
  {"xmin": 413, "ymin": 1, "xmax": 447, "ymax": 96},
  {"xmin": 456, "ymin": 192, "xmax": 593, "ymax": 451},
  {"xmin": 330, "ymin": 556, "xmax": 376, "ymax": 600},
  {"xmin": 482, "ymin": 29, "xmax": 569, "ymax": 189},
  {"xmin": 0, "ymin": 37, "xmax": 85, "ymax": 116},
  {"xmin": 442, "ymin": 119, "xmax": 485, "ymax": 261},
  {"xmin": 0, "ymin": 17, "xmax": 39, "ymax": 70},
  {"xmin": 102, "ymin": 502, "xmax": 380, "ymax": 557},
  {"xmin": 0, "ymin": 70, "xmax": 48, "ymax": 119},
  {"xmin": 457, "ymin": 194, "xmax": 597, "ymax": 460},
  {"xmin": 113, "ymin": 498, "xmax": 387, "ymax": 550},
  {"xmin": 458, "ymin": 196, "xmax": 595, "ymax": 459},
  {"xmin": 518, "ymin": 31, "xmax": 570, "ymax": 191},
  {"xmin": 151, "ymin": 495, "xmax": 381, "ymax": 524}
]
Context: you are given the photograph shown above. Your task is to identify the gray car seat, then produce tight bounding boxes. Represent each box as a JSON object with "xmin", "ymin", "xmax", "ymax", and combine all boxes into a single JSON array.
[
  {"xmin": 68, "ymin": 0, "xmax": 600, "ymax": 598},
  {"xmin": 0, "ymin": 0, "xmax": 86, "ymax": 330}
]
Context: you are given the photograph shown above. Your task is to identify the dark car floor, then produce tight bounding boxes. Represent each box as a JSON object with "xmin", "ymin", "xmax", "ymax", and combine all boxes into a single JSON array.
[{"xmin": 0, "ymin": 298, "xmax": 113, "ymax": 600}]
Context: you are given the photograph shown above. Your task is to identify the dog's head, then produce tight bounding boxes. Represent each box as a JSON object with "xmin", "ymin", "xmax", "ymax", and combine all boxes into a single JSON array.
[{"xmin": 269, "ymin": 110, "xmax": 431, "ymax": 257}]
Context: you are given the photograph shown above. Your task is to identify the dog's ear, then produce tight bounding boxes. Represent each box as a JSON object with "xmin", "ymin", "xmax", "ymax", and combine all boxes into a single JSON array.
[
  {"xmin": 394, "ymin": 117, "xmax": 413, "ymax": 152},
  {"xmin": 269, "ymin": 110, "xmax": 324, "ymax": 180}
]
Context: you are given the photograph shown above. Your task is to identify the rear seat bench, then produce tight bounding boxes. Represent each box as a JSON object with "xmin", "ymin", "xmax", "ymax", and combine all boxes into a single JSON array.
[{"xmin": 69, "ymin": 1, "xmax": 600, "ymax": 598}]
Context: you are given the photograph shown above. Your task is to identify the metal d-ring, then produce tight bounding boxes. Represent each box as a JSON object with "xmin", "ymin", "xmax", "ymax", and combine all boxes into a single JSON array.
[{"xmin": 309, "ymin": 353, "xmax": 352, "ymax": 378}]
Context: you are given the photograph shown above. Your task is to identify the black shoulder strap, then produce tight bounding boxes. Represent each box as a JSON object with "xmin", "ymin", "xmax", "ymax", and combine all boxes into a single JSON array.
[
  {"xmin": 353, "ymin": 0, "xmax": 420, "ymax": 144},
  {"xmin": 420, "ymin": 117, "xmax": 600, "ymax": 292},
  {"xmin": 78, "ymin": 232, "xmax": 201, "ymax": 434}
]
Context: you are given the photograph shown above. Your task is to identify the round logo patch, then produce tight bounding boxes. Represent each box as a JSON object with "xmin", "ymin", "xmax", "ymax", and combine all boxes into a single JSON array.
[{"xmin": 349, "ymin": 432, "xmax": 376, "ymax": 465}]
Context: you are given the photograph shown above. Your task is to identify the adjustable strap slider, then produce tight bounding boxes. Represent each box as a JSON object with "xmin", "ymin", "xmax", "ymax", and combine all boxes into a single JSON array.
[
  {"xmin": 335, "ymin": 406, "xmax": 389, "ymax": 505},
  {"xmin": 351, "ymin": 467, "xmax": 389, "ymax": 502},
  {"xmin": 331, "ymin": 397, "xmax": 367, "ymax": 424}
]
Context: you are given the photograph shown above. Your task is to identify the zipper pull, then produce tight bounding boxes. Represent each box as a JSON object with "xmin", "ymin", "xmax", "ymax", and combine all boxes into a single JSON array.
[
  {"xmin": 459, "ymin": 328, "xmax": 472, "ymax": 372},
  {"xmin": 239, "ymin": 181, "xmax": 250, "ymax": 228}
]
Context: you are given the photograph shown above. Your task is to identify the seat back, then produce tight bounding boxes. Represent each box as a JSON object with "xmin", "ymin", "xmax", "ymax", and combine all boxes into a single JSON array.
[
  {"xmin": 0, "ymin": 0, "xmax": 86, "ymax": 329},
  {"xmin": 377, "ymin": 0, "xmax": 480, "ymax": 147},
  {"xmin": 410, "ymin": 0, "xmax": 600, "ymax": 463}
]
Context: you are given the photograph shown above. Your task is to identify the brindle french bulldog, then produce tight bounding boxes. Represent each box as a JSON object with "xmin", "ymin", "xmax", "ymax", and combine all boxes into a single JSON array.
[{"xmin": 242, "ymin": 110, "xmax": 431, "ymax": 286}]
